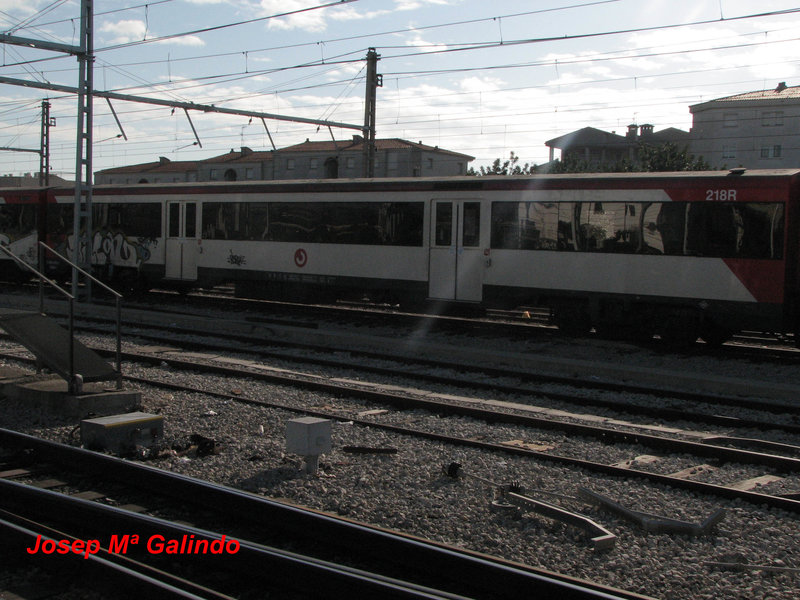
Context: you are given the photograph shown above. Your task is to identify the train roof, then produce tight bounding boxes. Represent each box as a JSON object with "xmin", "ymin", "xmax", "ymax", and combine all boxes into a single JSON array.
[{"xmin": 14, "ymin": 168, "xmax": 800, "ymax": 197}]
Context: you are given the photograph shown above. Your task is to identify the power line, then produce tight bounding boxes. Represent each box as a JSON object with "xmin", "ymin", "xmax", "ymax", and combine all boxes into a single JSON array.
[
  {"xmin": 95, "ymin": 0, "xmax": 359, "ymax": 52},
  {"xmin": 376, "ymin": 7, "xmax": 800, "ymax": 63}
]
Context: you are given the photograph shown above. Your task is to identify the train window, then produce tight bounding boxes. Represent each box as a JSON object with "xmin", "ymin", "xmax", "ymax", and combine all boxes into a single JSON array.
[
  {"xmin": 379, "ymin": 202, "xmax": 424, "ymax": 246},
  {"xmin": 686, "ymin": 204, "xmax": 741, "ymax": 257},
  {"xmin": 185, "ymin": 203, "xmax": 197, "ymax": 238},
  {"xmin": 435, "ymin": 203, "xmax": 452, "ymax": 246},
  {"xmin": 168, "ymin": 203, "xmax": 180, "ymax": 237},
  {"xmin": 490, "ymin": 199, "xmax": 784, "ymax": 259},
  {"xmin": 490, "ymin": 202, "xmax": 518, "ymax": 249},
  {"xmin": 642, "ymin": 203, "xmax": 687, "ymax": 255},
  {"xmin": 576, "ymin": 202, "xmax": 639, "ymax": 253},
  {"xmin": 528, "ymin": 202, "xmax": 557, "ymax": 250},
  {"xmin": 124, "ymin": 204, "xmax": 161, "ymax": 238},
  {"xmin": 462, "ymin": 202, "xmax": 480, "ymax": 247},
  {"xmin": 0, "ymin": 205, "xmax": 36, "ymax": 238},
  {"xmin": 93, "ymin": 203, "xmax": 160, "ymax": 238},
  {"xmin": 490, "ymin": 202, "xmax": 557, "ymax": 250},
  {"xmin": 249, "ymin": 203, "xmax": 270, "ymax": 240},
  {"xmin": 46, "ymin": 205, "xmax": 74, "ymax": 235},
  {"xmin": 202, "ymin": 201, "xmax": 424, "ymax": 246},
  {"xmin": 557, "ymin": 202, "xmax": 578, "ymax": 251},
  {"xmin": 686, "ymin": 202, "xmax": 783, "ymax": 259},
  {"xmin": 202, "ymin": 203, "xmax": 247, "ymax": 240}
]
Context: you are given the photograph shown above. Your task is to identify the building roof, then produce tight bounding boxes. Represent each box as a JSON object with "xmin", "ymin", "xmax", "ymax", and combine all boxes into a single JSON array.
[
  {"xmin": 96, "ymin": 137, "xmax": 475, "ymax": 175},
  {"xmin": 546, "ymin": 127, "xmax": 630, "ymax": 149},
  {"xmin": 97, "ymin": 157, "xmax": 200, "ymax": 175},
  {"xmin": 204, "ymin": 147, "xmax": 273, "ymax": 164},
  {"xmin": 278, "ymin": 137, "xmax": 474, "ymax": 159},
  {"xmin": 690, "ymin": 82, "xmax": 800, "ymax": 112},
  {"xmin": 0, "ymin": 173, "xmax": 70, "ymax": 186},
  {"xmin": 546, "ymin": 125, "xmax": 690, "ymax": 150}
]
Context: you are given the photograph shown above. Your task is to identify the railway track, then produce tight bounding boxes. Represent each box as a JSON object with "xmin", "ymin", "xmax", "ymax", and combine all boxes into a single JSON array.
[
  {"xmin": 3, "ymin": 292, "xmax": 800, "ymax": 598},
  {"xmin": 3, "ymin": 291, "xmax": 800, "ymax": 420},
  {"xmin": 3, "ymin": 335, "xmax": 800, "ymax": 513},
  {"xmin": 4, "ymin": 283, "xmax": 800, "ymax": 360},
  {"xmin": 0, "ymin": 428, "xmax": 642, "ymax": 600}
]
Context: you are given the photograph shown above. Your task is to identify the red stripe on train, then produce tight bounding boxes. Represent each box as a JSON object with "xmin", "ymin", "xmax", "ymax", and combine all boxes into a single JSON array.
[{"xmin": 723, "ymin": 258, "xmax": 784, "ymax": 304}]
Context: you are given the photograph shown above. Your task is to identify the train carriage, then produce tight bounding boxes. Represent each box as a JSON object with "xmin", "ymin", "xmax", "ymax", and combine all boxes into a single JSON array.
[
  {"xmin": 3, "ymin": 169, "xmax": 800, "ymax": 345},
  {"xmin": 0, "ymin": 186, "xmax": 46, "ymax": 279}
]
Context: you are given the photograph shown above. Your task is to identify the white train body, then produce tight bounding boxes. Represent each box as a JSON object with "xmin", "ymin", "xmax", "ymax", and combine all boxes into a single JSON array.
[{"xmin": 4, "ymin": 170, "xmax": 798, "ymax": 342}]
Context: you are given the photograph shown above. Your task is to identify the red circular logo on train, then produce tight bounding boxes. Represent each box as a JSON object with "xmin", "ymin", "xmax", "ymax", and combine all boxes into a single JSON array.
[{"xmin": 294, "ymin": 248, "xmax": 307, "ymax": 268}]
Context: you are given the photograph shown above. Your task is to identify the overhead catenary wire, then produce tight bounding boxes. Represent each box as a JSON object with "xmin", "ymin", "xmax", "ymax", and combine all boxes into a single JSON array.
[{"xmin": 3, "ymin": 2, "xmax": 800, "ymax": 176}]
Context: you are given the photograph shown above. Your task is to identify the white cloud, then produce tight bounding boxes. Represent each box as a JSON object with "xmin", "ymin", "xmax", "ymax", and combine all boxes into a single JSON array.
[
  {"xmin": 98, "ymin": 19, "xmax": 204, "ymax": 47},
  {"xmin": 259, "ymin": 0, "xmax": 452, "ymax": 32},
  {"xmin": 260, "ymin": 0, "xmax": 332, "ymax": 32},
  {"xmin": 405, "ymin": 30, "xmax": 448, "ymax": 53},
  {"xmin": 394, "ymin": 0, "xmax": 454, "ymax": 11},
  {"xmin": 99, "ymin": 20, "xmax": 148, "ymax": 45}
]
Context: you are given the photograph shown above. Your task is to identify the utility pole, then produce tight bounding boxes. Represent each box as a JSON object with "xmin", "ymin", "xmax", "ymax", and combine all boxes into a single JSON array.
[
  {"xmin": 39, "ymin": 100, "xmax": 54, "ymax": 186},
  {"xmin": 73, "ymin": 0, "xmax": 93, "ymax": 298},
  {"xmin": 362, "ymin": 48, "xmax": 381, "ymax": 178}
]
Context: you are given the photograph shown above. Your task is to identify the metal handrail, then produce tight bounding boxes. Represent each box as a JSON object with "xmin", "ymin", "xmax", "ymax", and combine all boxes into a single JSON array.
[
  {"xmin": 38, "ymin": 242, "xmax": 123, "ymax": 390},
  {"xmin": 0, "ymin": 244, "xmax": 77, "ymax": 390}
]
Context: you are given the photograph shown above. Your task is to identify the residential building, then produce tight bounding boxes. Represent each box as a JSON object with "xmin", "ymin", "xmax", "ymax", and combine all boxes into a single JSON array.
[
  {"xmin": 689, "ymin": 82, "xmax": 800, "ymax": 169},
  {"xmin": 95, "ymin": 137, "xmax": 473, "ymax": 184},
  {"xmin": 0, "ymin": 173, "xmax": 70, "ymax": 186},
  {"xmin": 544, "ymin": 124, "xmax": 691, "ymax": 170}
]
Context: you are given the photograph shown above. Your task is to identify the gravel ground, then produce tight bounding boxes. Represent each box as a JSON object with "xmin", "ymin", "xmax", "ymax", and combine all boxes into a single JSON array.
[{"xmin": 2, "ymin": 321, "xmax": 800, "ymax": 599}]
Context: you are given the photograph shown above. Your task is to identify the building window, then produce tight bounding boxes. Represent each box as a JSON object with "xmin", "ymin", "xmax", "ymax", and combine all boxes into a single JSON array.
[
  {"xmin": 245, "ymin": 168, "xmax": 255, "ymax": 180},
  {"xmin": 762, "ymin": 111, "xmax": 784, "ymax": 127},
  {"xmin": 286, "ymin": 159, "xmax": 295, "ymax": 170},
  {"xmin": 761, "ymin": 145, "xmax": 782, "ymax": 159},
  {"xmin": 346, "ymin": 157, "xmax": 356, "ymax": 169},
  {"xmin": 310, "ymin": 158, "xmax": 319, "ymax": 170},
  {"xmin": 209, "ymin": 169, "xmax": 218, "ymax": 180},
  {"xmin": 722, "ymin": 144, "xmax": 737, "ymax": 159},
  {"xmin": 723, "ymin": 112, "xmax": 738, "ymax": 128},
  {"xmin": 427, "ymin": 158, "xmax": 434, "ymax": 169}
]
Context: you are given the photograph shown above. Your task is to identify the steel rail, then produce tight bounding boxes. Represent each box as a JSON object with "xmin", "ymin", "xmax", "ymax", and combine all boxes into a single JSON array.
[
  {"xmin": 0, "ymin": 516, "xmax": 212, "ymax": 599},
  {"xmin": 3, "ymin": 341, "xmax": 800, "ymax": 511},
  {"xmin": 78, "ymin": 369, "xmax": 800, "ymax": 514},
  {"xmin": 0, "ymin": 479, "xmax": 474, "ymax": 600},
  {"xmin": 0, "ymin": 428, "xmax": 648, "ymax": 600},
  {"xmin": 77, "ymin": 347, "xmax": 800, "ymax": 473},
  {"xmin": 8, "ymin": 311, "xmax": 796, "ymax": 435},
  {"xmin": 10, "ymin": 293, "xmax": 800, "ymax": 416}
]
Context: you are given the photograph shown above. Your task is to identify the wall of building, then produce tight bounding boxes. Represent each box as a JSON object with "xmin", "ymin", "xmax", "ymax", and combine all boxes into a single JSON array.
[{"xmin": 690, "ymin": 101, "xmax": 800, "ymax": 169}]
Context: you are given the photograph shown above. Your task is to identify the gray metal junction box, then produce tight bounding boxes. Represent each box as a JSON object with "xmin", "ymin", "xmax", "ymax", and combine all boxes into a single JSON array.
[{"xmin": 80, "ymin": 411, "xmax": 164, "ymax": 455}]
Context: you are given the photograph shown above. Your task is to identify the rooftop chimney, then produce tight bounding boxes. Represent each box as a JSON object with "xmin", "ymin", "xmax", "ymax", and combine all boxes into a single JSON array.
[
  {"xmin": 626, "ymin": 124, "xmax": 638, "ymax": 139},
  {"xmin": 776, "ymin": 82, "xmax": 788, "ymax": 93}
]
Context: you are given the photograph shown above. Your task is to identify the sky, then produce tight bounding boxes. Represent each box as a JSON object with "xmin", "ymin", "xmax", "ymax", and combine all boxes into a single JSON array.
[{"xmin": 1, "ymin": 0, "xmax": 800, "ymax": 179}]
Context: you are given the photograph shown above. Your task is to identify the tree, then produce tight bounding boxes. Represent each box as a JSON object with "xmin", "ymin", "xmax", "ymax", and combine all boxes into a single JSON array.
[
  {"xmin": 548, "ymin": 142, "xmax": 711, "ymax": 174},
  {"xmin": 469, "ymin": 152, "xmax": 536, "ymax": 176},
  {"xmin": 636, "ymin": 142, "xmax": 710, "ymax": 172}
]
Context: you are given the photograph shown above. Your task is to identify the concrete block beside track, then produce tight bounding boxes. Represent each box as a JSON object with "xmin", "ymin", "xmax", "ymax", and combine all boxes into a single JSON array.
[{"xmin": 0, "ymin": 365, "xmax": 141, "ymax": 418}]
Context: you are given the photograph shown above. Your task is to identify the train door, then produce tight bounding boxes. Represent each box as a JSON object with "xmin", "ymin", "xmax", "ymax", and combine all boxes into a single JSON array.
[
  {"xmin": 428, "ymin": 199, "xmax": 483, "ymax": 302},
  {"xmin": 165, "ymin": 201, "xmax": 199, "ymax": 280}
]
